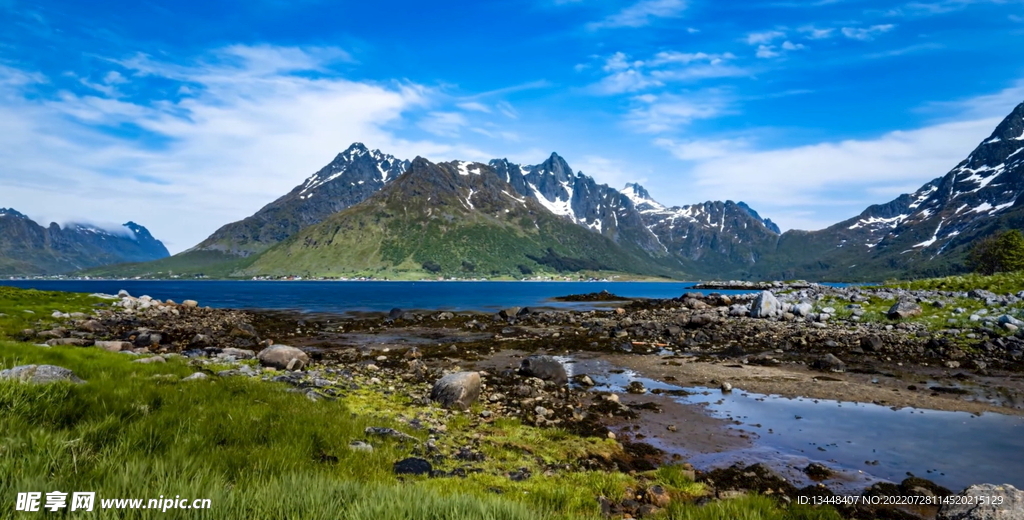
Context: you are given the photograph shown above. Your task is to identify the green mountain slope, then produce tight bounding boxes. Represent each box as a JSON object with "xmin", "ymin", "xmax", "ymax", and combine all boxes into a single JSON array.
[{"xmin": 240, "ymin": 158, "xmax": 683, "ymax": 279}]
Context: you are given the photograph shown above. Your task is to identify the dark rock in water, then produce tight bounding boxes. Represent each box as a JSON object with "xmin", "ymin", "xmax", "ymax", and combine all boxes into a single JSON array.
[
  {"xmin": 812, "ymin": 354, "xmax": 845, "ymax": 372},
  {"xmin": 860, "ymin": 335, "xmax": 883, "ymax": 352},
  {"xmin": 626, "ymin": 381, "xmax": 647, "ymax": 394},
  {"xmin": 388, "ymin": 308, "xmax": 403, "ymax": 320},
  {"xmin": 430, "ymin": 372, "xmax": 481, "ymax": 410},
  {"xmin": 888, "ymin": 301, "xmax": 923, "ymax": 319},
  {"xmin": 937, "ymin": 483, "xmax": 1024, "ymax": 520},
  {"xmin": 803, "ymin": 462, "xmax": 833, "ymax": 480},
  {"xmin": 393, "ymin": 457, "xmax": 432, "ymax": 476},
  {"xmin": 0, "ymin": 364, "xmax": 85, "ymax": 384},
  {"xmin": 518, "ymin": 355, "xmax": 567, "ymax": 386}
]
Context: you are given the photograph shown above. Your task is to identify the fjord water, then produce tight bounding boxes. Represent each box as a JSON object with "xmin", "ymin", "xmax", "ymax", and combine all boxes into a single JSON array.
[{"xmin": 0, "ymin": 280, "xmax": 707, "ymax": 313}]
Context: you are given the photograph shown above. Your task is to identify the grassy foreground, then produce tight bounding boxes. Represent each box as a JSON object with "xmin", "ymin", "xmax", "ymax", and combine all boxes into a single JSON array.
[
  {"xmin": 0, "ymin": 287, "xmax": 838, "ymax": 519},
  {"xmin": 885, "ymin": 270, "xmax": 1024, "ymax": 294}
]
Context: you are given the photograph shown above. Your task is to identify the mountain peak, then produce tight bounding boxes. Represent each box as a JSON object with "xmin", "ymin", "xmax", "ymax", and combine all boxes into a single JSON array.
[
  {"xmin": 623, "ymin": 183, "xmax": 653, "ymax": 202},
  {"xmin": 538, "ymin": 152, "xmax": 574, "ymax": 183},
  {"xmin": 985, "ymin": 101, "xmax": 1024, "ymax": 143},
  {"xmin": 0, "ymin": 208, "xmax": 27, "ymax": 219},
  {"xmin": 735, "ymin": 201, "xmax": 781, "ymax": 234}
]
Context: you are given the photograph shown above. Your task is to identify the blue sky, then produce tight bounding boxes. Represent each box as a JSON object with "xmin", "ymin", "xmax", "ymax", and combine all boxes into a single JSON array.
[{"xmin": 2, "ymin": 0, "xmax": 1024, "ymax": 252}]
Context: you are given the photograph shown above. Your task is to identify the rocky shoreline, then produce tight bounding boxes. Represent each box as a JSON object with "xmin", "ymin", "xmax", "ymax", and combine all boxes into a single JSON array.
[{"xmin": 11, "ymin": 284, "xmax": 1024, "ymax": 520}]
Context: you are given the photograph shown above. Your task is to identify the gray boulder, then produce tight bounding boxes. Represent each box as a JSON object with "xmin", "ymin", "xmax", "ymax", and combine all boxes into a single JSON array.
[
  {"xmin": 219, "ymin": 347, "xmax": 256, "ymax": 360},
  {"xmin": 750, "ymin": 291, "xmax": 782, "ymax": 318},
  {"xmin": 937, "ymin": 483, "xmax": 1024, "ymax": 520},
  {"xmin": 791, "ymin": 302, "xmax": 813, "ymax": 317},
  {"xmin": 0, "ymin": 365, "xmax": 85, "ymax": 384},
  {"xmin": 95, "ymin": 341, "xmax": 132, "ymax": 352},
  {"xmin": 888, "ymin": 301, "xmax": 923, "ymax": 319},
  {"xmin": 257, "ymin": 345, "xmax": 310, "ymax": 370},
  {"xmin": 997, "ymin": 315, "xmax": 1024, "ymax": 328},
  {"xmin": 812, "ymin": 354, "xmax": 846, "ymax": 372},
  {"xmin": 430, "ymin": 372, "xmax": 482, "ymax": 410},
  {"xmin": 518, "ymin": 355, "xmax": 568, "ymax": 386},
  {"xmin": 181, "ymin": 372, "xmax": 209, "ymax": 382}
]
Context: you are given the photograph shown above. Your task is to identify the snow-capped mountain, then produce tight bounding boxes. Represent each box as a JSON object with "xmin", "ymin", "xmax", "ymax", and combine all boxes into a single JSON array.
[
  {"xmin": 193, "ymin": 143, "xmax": 410, "ymax": 256},
  {"xmin": 749, "ymin": 100, "xmax": 1024, "ymax": 280},
  {"xmin": 0, "ymin": 209, "xmax": 168, "ymax": 275},
  {"xmin": 620, "ymin": 183, "xmax": 782, "ymax": 275},
  {"xmin": 489, "ymin": 154, "xmax": 666, "ymax": 256},
  {"xmin": 240, "ymin": 157, "xmax": 676, "ymax": 278}
]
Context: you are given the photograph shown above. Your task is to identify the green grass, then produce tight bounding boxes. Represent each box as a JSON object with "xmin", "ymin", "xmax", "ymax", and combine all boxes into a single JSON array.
[
  {"xmin": 0, "ymin": 286, "xmax": 109, "ymax": 337},
  {"xmin": 885, "ymin": 271, "xmax": 1024, "ymax": 294},
  {"xmin": 0, "ymin": 286, "xmax": 838, "ymax": 519}
]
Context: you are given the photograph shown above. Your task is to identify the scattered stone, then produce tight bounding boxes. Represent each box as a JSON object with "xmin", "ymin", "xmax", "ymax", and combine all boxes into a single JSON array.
[
  {"xmin": 626, "ymin": 381, "xmax": 647, "ymax": 394},
  {"xmin": 937, "ymin": 483, "xmax": 1024, "ymax": 520},
  {"xmin": 888, "ymin": 301, "xmax": 923, "ymax": 319},
  {"xmin": 430, "ymin": 371, "xmax": 482, "ymax": 410},
  {"xmin": 720, "ymin": 382, "xmax": 733, "ymax": 392},
  {"xmin": 572, "ymin": 374, "xmax": 596, "ymax": 387},
  {"xmin": 219, "ymin": 347, "xmax": 256, "ymax": 360},
  {"xmin": 257, "ymin": 345, "xmax": 309, "ymax": 370},
  {"xmin": 750, "ymin": 291, "xmax": 782, "ymax": 319},
  {"xmin": 132, "ymin": 356, "xmax": 166, "ymax": 364},
  {"xmin": 181, "ymin": 299, "xmax": 199, "ymax": 308},
  {"xmin": 393, "ymin": 457, "xmax": 432, "ymax": 476},
  {"xmin": 0, "ymin": 364, "xmax": 85, "ymax": 384},
  {"xmin": 812, "ymin": 354, "xmax": 846, "ymax": 372},
  {"xmin": 95, "ymin": 340, "xmax": 132, "ymax": 352},
  {"xmin": 518, "ymin": 355, "xmax": 568, "ymax": 386},
  {"xmin": 181, "ymin": 372, "xmax": 209, "ymax": 382},
  {"xmin": 804, "ymin": 462, "xmax": 833, "ymax": 480},
  {"xmin": 45, "ymin": 338, "xmax": 89, "ymax": 347},
  {"xmin": 860, "ymin": 335, "xmax": 884, "ymax": 352},
  {"xmin": 348, "ymin": 441, "xmax": 374, "ymax": 453},
  {"xmin": 365, "ymin": 427, "xmax": 418, "ymax": 443}
]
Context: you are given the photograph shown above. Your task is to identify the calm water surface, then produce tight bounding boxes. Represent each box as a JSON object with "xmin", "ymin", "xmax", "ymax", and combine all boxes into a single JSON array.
[{"xmin": 0, "ymin": 280, "xmax": 728, "ymax": 314}]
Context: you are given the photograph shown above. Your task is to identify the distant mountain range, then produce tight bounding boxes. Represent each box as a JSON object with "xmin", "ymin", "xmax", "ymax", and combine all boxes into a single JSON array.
[
  {"xmin": 0, "ymin": 209, "xmax": 168, "ymax": 276},
  {"xmin": 29, "ymin": 101, "xmax": 1024, "ymax": 280}
]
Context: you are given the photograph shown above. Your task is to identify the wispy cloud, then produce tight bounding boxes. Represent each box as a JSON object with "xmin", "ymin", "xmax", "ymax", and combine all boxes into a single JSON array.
[
  {"xmin": 0, "ymin": 46, "xmax": 495, "ymax": 252},
  {"xmin": 841, "ymin": 24, "xmax": 896, "ymax": 40},
  {"xmin": 654, "ymin": 82, "xmax": 1024, "ymax": 231},
  {"xmin": 626, "ymin": 92, "xmax": 731, "ymax": 132},
  {"xmin": 418, "ymin": 111, "xmax": 469, "ymax": 137},
  {"xmin": 798, "ymin": 26, "xmax": 835, "ymax": 39},
  {"xmin": 745, "ymin": 30, "xmax": 786, "ymax": 45},
  {"xmin": 589, "ymin": 51, "xmax": 747, "ymax": 94},
  {"xmin": 587, "ymin": 0, "xmax": 687, "ymax": 29}
]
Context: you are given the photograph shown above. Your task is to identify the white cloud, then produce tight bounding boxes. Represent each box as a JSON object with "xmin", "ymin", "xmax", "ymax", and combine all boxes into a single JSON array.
[
  {"xmin": 653, "ymin": 137, "xmax": 749, "ymax": 160},
  {"xmin": 781, "ymin": 41, "xmax": 805, "ymax": 51},
  {"xmin": 0, "ymin": 46, "xmax": 492, "ymax": 253},
  {"xmin": 798, "ymin": 26, "xmax": 835, "ymax": 39},
  {"xmin": 841, "ymin": 24, "xmax": 896, "ymax": 40},
  {"xmin": 655, "ymin": 114, "xmax": 1009, "ymax": 231},
  {"xmin": 587, "ymin": 0, "xmax": 687, "ymax": 29},
  {"xmin": 745, "ymin": 30, "xmax": 786, "ymax": 45},
  {"xmin": 756, "ymin": 45, "xmax": 780, "ymax": 58},
  {"xmin": 626, "ymin": 92, "xmax": 729, "ymax": 132},
  {"xmin": 590, "ymin": 51, "xmax": 746, "ymax": 94},
  {"xmin": 418, "ymin": 111, "xmax": 469, "ymax": 137},
  {"xmin": 457, "ymin": 101, "xmax": 491, "ymax": 113}
]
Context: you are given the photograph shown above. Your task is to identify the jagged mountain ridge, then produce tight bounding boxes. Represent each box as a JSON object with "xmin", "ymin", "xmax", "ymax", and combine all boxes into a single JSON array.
[
  {"xmin": 241, "ymin": 157, "xmax": 678, "ymax": 278},
  {"xmin": 192, "ymin": 143, "xmax": 410, "ymax": 257},
  {"xmin": 0, "ymin": 209, "xmax": 169, "ymax": 275},
  {"xmin": 619, "ymin": 183, "xmax": 782, "ymax": 277}
]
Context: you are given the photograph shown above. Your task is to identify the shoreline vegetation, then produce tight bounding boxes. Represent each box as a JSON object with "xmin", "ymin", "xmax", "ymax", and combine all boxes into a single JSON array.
[{"xmin": 2, "ymin": 277, "xmax": 1023, "ymax": 519}]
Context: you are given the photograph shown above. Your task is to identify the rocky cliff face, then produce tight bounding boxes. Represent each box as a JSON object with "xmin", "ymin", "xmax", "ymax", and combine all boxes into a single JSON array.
[{"xmin": 0, "ymin": 209, "xmax": 169, "ymax": 275}]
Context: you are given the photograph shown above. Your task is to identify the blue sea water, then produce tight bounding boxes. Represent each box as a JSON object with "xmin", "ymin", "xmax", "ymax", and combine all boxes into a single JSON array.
[{"xmin": 0, "ymin": 280, "xmax": 735, "ymax": 314}]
